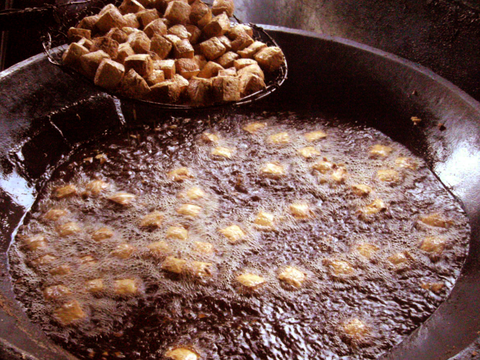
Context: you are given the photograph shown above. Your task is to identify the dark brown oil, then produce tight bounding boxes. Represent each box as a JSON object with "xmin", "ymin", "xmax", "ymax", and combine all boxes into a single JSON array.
[{"xmin": 9, "ymin": 111, "xmax": 470, "ymax": 359}]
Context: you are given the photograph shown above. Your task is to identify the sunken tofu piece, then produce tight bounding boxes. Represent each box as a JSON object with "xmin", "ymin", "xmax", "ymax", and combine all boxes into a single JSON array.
[
  {"xmin": 387, "ymin": 251, "xmax": 411, "ymax": 267},
  {"xmin": 278, "ymin": 266, "xmax": 306, "ymax": 289},
  {"xmin": 79, "ymin": 255, "xmax": 97, "ymax": 266},
  {"xmin": 243, "ymin": 122, "xmax": 266, "ymax": 134},
  {"xmin": 177, "ymin": 204, "xmax": 202, "ymax": 217},
  {"xmin": 312, "ymin": 159, "xmax": 334, "ymax": 174},
  {"xmin": 57, "ymin": 222, "xmax": 81, "ymax": 237},
  {"xmin": 85, "ymin": 279, "xmax": 104, "ymax": 293},
  {"xmin": 162, "ymin": 256, "xmax": 187, "ymax": 274},
  {"xmin": 92, "ymin": 227, "xmax": 114, "ymax": 241},
  {"xmin": 31, "ymin": 254, "xmax": 57, "ymax": 267},
  {"xmin": 165, "ymin": 348, "xmax": 199, "ymax": 360},
  {"xmin": 261, "ymin": 162, "xmax": 285, "ymax": 178},
  {"xmin": 199, "ymin": 37, "xmax": 226, "ymax": 60},
  {"xmin": 166, "ymin": 225, "xmax": 188, "ymax": 240},
  {"xmin": 219, "ymin": 225, "xmax": 245, "ymax": 243},
  {"xmin": 331, "ymin": 167, "xmax": 348, "ymax": 183},
  {"xmin": 54, "ymin": 300, "xmax": 86, "ymax": 326},
  {"xmin": 238, "ymin": 73, "xmax": 266, "ymax": 96},
  {"xmin": 420, "ymin": 237, "xmax": 446, "ymax": 255},
  {"xmin": 111, "ymin": 243, "xmax": 136, "ymax": 259},
  {"xmin": 395, "ymin": 156, "xmax": 419, "ymax": 170},
  {"xmin": 114, "ymin": 279, "xmax": 139, "ymax": 295},
  {"xmin": 217, "ymin": 51, "xmax": 239, "ymax": 68},
  {"xmin": 254, "ymin": 211, "xmax": 275, "ymax": 228},
  {"xmin": 304, "ymin": 130, "xmax": 327, "ymax": 142},
  {"xmin": 94, "ymin": 59, "xmax": 125, "ymax": 90},
  {"xmin": 147, "ymin": 241, "xmax": 170, "ymax": 258},
  {"xmin": 193, "ymin": 241, "xmax": 215, "ymax": 254},
  {"xmin": 369, "ymin": 144, "xmax": 393, "ymax": 158},
  {"xmin": 187, "ymin": 77, "xmax": 212, "ymax": 104},
  {"xmin": 85, "ymin": 179, "xmax": 109, "ymax": 196},
  {"xmin": 96, "ymin": 7, "xmax": 128, "ymax": 32},
  {"xmin": 44, "ymin": 209, "xmax": 68, "ymax": 221},
  {"xmin": 238, "ymin": 41, "xmax": 267, "ymax": 58},
  {"xmin": 173, "ymin": 39, "xmax": 195, "ymax": 59},
  {"xmin": 377, "ymin": 169, "xmax": 401, "ymax": 183},
  {"xmin": 108, "ymin": 192, "xmax": 136, "ymax": 206},
  {"xmin": 421, "ymin": 282, "xmax": 445, "ymax": 293},
  {"xmin": 351, "ymin": 184, "xmax": 372, "ymax": 196},
  {"xmin": 119, "ymin": 0, "xmax": 145, "ymax": 14},
  {"xmin": 298, "ymin": 147, "xmax": 320, "ymax": 159},
  {"xmin": 212, "ymin": 75, "xmax": 240, "ymax": 102},
  {"xmin": 211, "ymin": 146, "xmax": 234, "ymax": 159},
  {"xmin": 120, "ymin": 69, "xmax": 150, "ymax": 98},
  {"xmin": 176, "ymin": 58, "xmax": 200, "ymax": 78},
  {"xmin": 144, "ymin": 18, "xmax": 168, "ymax": 38},
  {"xmin": 168, "ymin": 167, "xmax": 193, "ymax": 181},
  {"xmin": 124, "ymin": 54, "xmax": 153, "ymax": 77},
  {"xmin": 128, "ymin": 31, "xmax": 151, "ymax": 53},
  {"xmin": 23, "ymin": 234, "xmax": 47, "ymax": 251},
  {"xmin": 184, "ymin": 186, "xmax": 206, "ymax": 200},
  {"xmin": 67, "ymin": 27, "xmax": 91, "ymax": 43},
  {"xmin": 140, "ymin": 211, "xmax": 164, "ymax": 228},
  {"xmin": 254, "ymin": 46, "xmax": 285, "ymax": 72},
  {"xmin": 189, "ymin": 0, "xmax": 212, "ymax": 28},
  {"xmin": 164, "ymin": 1, "xmax": 191, "ymax": 25},
  {"xmin": 150, "ymin": 80, "xmax": 181, "ymax": 103},
  {"xmin": 91, "ymin": 36, "xmax": 119, "ymax": 58},
  {"xmin": 55, "ymin": 184, "xmax": 77, "ymax": 199},
  {"xmin": 418, "ymin": 213, "xmax": 452, "ymax": 228},
  {"xmin": 44, "ymin": 285, "xmax": 72, "ymax": 301},
  {"xmin": 154, "ymin": 59, "xmax": 176, "ymax": 78},
  {"xmin": 203, "ymin": 13, "xmax": 231, "ymax": 38},
  {"xmin": 50, "ymin": 264, "xmax": 72, "ymax": 276},
  {"xmin": 361, "ymin": 199, "xmax": 386, "ymax": 215},
  {"xmin": 236, "ymin": 273, "xmax": 265, "ymax": 289},
  {"xmin": 212, "ymin": 0, "xmax": 235, "ymax": 16},
  {"xmin": 187, "ymin": 261, "xmax": 214, "ymax": 278},
  {"xmin": 116, "ymin": 42, "xmax": 135, "ymax": 64},
  {"xmin": 325, "ymin": 259, "xmax": 355, "ymax": 276},
  {"xmin": 62, "ymin": 42, "xmax": 90, "ymax": 67},
  {"xmin": 342, "ymin": 318, "xmax": 369, "ymax": 340},
  {"xmin": 289, "ymin": 203, "xmax": 311, "ymax": 219},
  {"xmin": 151, "ymin": 35, "xmax": 173, "ymax": 59},
  {"xmin": 355, "ymin": 243, "xmax": 379, "ymax": 259}
]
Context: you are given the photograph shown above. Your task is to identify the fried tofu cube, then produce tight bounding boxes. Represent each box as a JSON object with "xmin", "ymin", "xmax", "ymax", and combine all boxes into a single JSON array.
[
  {"xmin": 50, "ymin": 264, "xmax": 71, "ymax": 276},
  {"xmin": 91, "ymin": 36, "xmax": 119, "ymax": 59},
  {"xmin": 395, "ymin": 156, "xmax": 419, "ymax": 170},
  {"xmin": 312, "ymin": 159, "xmax": 334, "ymax": 173},
  {"xmin": 418, "ymin": 213, "xmax": 452, "ymax": 228},
  {"xmin": 212, "ymin": 0, "xmax": 234, "ymax": 16},
  {"xmin": 54, "ymin": 300, "xmax": 86, "ymax": 326},
  {"xmin": 150, "ymin": 80, "xmax": 181, "ymax": 102},
  {"xmin": 176, "ymin": 58, "xmax": 199, "ymax": 79},
  {"xmin": 187, "ymin": 261, "xmax": 214, "ymax": 278},
  {"xmin": 326, "ymin": 259, "xmax": 355, "ymax": 275},
  {"xmin": 144, "ymin": 18, "xmax": 168, "ymax": 38},
  {"xmin": 355, "ymin": 243, "xmax": 379, "ymax": 259},
  {"xmin": 165, "ymin": 1, "xmax": 191, "ymax": 24},
  {"xmin": 216, "ymin": 35, "xmax": 232, "ymax": 51},
  {"xmin": 173, "ymin": 39, "xmax": 195, "ymax": 59},
  {"xmin": 304, "ymin": 130, "xmax": 327, "ymax": 142},
  {"xmin": 99, "ymin": 3, "xmax": 117, "ymax": 15},
  {"xmin": 420, "ymin": 237, "xmax": 446, "ymax": 254},
  {"xmin": 166, "ymin": 225, "xmax": 188, "ymax": 240},
  {"xmin": 92, "ymin": 227, "xmax": 114, "ymax": 241},
  {"xmin": 151, "ymin": 35, "xmax": 173, "ymax": 59},
  {"xmin": 85, "ymin": 179, "xmax": 109, "ymax": 196},
  {"xmin": 86, "ymin": 279, "xmax": 104, "ymax": 293},
  {"xmin": 162, "ymin": 256, "xmax": 187, "ymax": 274},
  {"xmin": 78, "ymin": 15, "xmax": 99, "ymax": 30},
  {"xmin": 278, "ymin": 266, "xmax": 306, "ymax": 288},
  {"xmin": 44, "ymin": 285, "xmax": 72, "ymax": 301},
  {"xmin": 128, "ymin": 31, "xmax": 151, "ymax": 53},
  {"xmin": 218, "ymin": 67, "xmax": 236, "ymax": 77},
  {"xmin": 77, "ymin": 37, "xmax": 93, "ymax": 50},
  {"xmin": 121, "ymin": 68, "xmax": 150, "ymax": 98},
  {"xmin": 289, "ymin": 203, "xmax": 311, "ymax": 219},
  {"xmin": 138, "ymin": 8, "xmax": 159, "ymax": 27},
  {"xmin": 239, "ymin": 73, "xmax": 266, "ymax": 96},
  {"xmin": 96, "ymin": 7, "xmax": 128, "ymax": 32},
  {"xmin": 237, "ymin": 63, "xmax": 264, "ymax": 80},
  {"xmin": 186, "ymin": 24, "xmax": 201, "ymax": 44},
  {"xmin": 94, "ymin": 59, "xmax": 125, "ymax": 90},
  {"xmin": 114, "ymin": 279, "xmax": 139, "ymax": 295},
  {"xmin": 79, "ymin": 255, "xmax": 96, "ymax": 266},
  {"xmin": 31, "ymin": 254, "xmax": 57, "ymax": 267},
  {"xmin": 369, "ymin": 144, "xmax": 393, "ymax": 158},
  {"xmin": 388, "ymin": 251, "xmax": 411, "ymax": 266},
  {"xmin": 236, "ymin": 273, "xmax": 265, "ymax": 289},
  {"xmin": 227, "ymin": 24, "xmax": 253, "ymax": 39},
  {"xmin": 298, "ymin": 146, "xmax": 320, "ymax": 159},
  {"xmin": 165, "ymin": 348, "xmax": 199, "ymax": 360},
  {"xmin": 212, "ymin": 75, "xmax": 240, "ymax": 102},
  {"xmin": 193, "ymin": 241, "xmax": 215, "ymax": 254},
  {"xmin": 342, "ymin": 318, "xmax": 369, "ymax": 339},
  {"xmin": 140, "ymin": 210, "xmax": 164, "ymax": 228},
  {"xmin": 146, "ymin": 69, "xmax": 166, "ymax": 85},
  {"xmin": 116, "ymin": 42, "xmax": 135, "ymax": 64},
  {"xmin": 183, "ymin": 186, "xmax": 206, "ymax": 200},
  {"xmin": 168, "ymin": 24, "xmax": 191, "ymax": 39},
  {"xmin": 199, "ymin": 37, "xmax": 226, "ymax": 60},
  {"xmin": 189, "ymin": 0, "xmax": 212, "ymax": 28},
  {"xmin": 106, "ymin": 28, "xmax": 128, "ymax": 43},
  {"xmin": 154, "ymin": 59, "xmax": 176, "ymax": 78},
  {"xmin": 187, "ymin": 77, "xmax": 213, "ymax": 104},
  {"xmin": 261, "ymin": 162, "xmax": 285, "ymax": 178},
  {"xmin": 62, "ymin": 42, "xmax": 90, "ymax": 67},
  {"xmin": 57, "ymin": 222, "xmax": 81, "ymax": 237},
  {"xmin": 147, "ymin": 240, "xmax": 170, "ymax": 257},
  {"xmin": 351, "ymin": 184, "xmax": 372, "ymax": 196},
  {"xmin": 123, "ymin": 13, "xmax": 140, "ymax": 28},
  {"xmin": 211, "ymin": 146, "xmax": 234, "ymax": 159},
  {"xmin": 331, "ymin": 167, "xmax": 348, "ymax": 183},
  {"xmin": 217, "ymin": 51, "xmax": 239, "ymax": 68},
  {"xmin": 254, "ymin": 46, "xmax": 285, "ymax": 72},
  {"xmin": 231, "ymin": 33, "xmax": 254, "ymax": 53},
  {"xmin": 421, "ymin": 282, "xmax": 445, "ymax": 293},
  {"xmin": 243, "ymin": 122, "xmax": 267, "ymax": 134},
  {"xmin": 234, "ymin": 58, "xmax": 257, "ymax": 70},
  {"xmin": 361, "ymin": 198, "xmax": 386, "ymax": 215},
  {"xmin": 168, "ymin": 167, "xmax": 193, "ymax": 181},
  {"xmin": 108, "ymin": 192, "xmax": 136, "ymax": 206},
  {"xmin": 219, "ymin": 225, "xmax": 245, "ymax": 243},
  {"xmin": 55, "ymin": 184, "xmax": 77, "ymax": 199},
  {"xmin": 377, "ymin": 169, "xmax": 400, "ymax": 183},
  {"xmin": 111, "ymin": 243, "xmax": 136, "ymax": 259},
  {"xmin": 124, "ymin": 54, "xmax": 153, "ymax": 77},
  {"xmin": 254, "ymin": 211, "xmax": 275, "ymax": 228},
  {"xmin": 23, "ymin": 234, "xmax": 47, "ymax": 251},
  {"xmin": 173, "ymin": 74, "xmax": 190, "ymax": 92},
  {"xmin": 177, "ymin": 204, "xmax": 202, "ymax": 217},
  {"xmin": 238, "ymin": 41, "xmax": 267, "ymax": 58},
  {"xmin": 44, "ymin": 209, "xmax": 68, "ymax": 221},
  {"xmin": 203, "ymin": 13, "xmax": 230, "ymax": 38},
  {"xmin": 67, "ymin": 27, "xmax": 91, "ymax": 43},
  {"xmin": 119, "ymin": 0, "xmax": 145, "ymax": 14}
]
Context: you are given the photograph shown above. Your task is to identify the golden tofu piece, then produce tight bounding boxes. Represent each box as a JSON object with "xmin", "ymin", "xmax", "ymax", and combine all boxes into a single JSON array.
[
  {"xmin": 236, "ymin": 273, "xmax": 266, "ymax": 289},
  {"xmin": 298, "ymin": 146, "xmax": 320, "ymax": 159},
  {"xmin": 418, "ymin": 213, "xmax": 452, "ymax": 228},
  {"xmin": 125, "ymin": 54, "xmax": 153, "ymax": 77},
  {"xmin": 421, "ymin": 282, "xmax": 445, "ymax": 293},
  {"xmin": 193, "ymin": 241, "xmax": 215, "ymax": 254},
  {"xmin": 23, "ymin": 234, "xmax": 47, "ymax": 251},
  {"xmin": 187, "ymin": 261, "xmax": 214, "ymax": 278},
  {"xmin": 361, "ymin": 199, "xmax": 387, "ymax": 215},
  {"xmin": 32, "ymin": 254, "xmax": 57, "ymax": 267},
  {"xmin": 111, "ymin": 243, "xmax": 136, "ymax": 259},
  {"xmin": 92, "ymin": 227, "xmax": 114, "ymax": 241},
  {"xmin": 57, "ymin": 222, "xmax": 81, "ymax": 237},
  {"xmin": 162, "ymin": 256, "xmax": 187, "ymax": 274},
  {"xmin": 212, "ymin": 0, "xmax": 235, "ymax": 16},
  {"xmin": 44, "ymin": 285, "xmax": 72, "ymax": 301},
  {"xmin": 217, "ymin": 51, "xmax": 239, "ymax": 68},
  {"xmin": 85, "ymin": 179, "xmax": 109, "ymax": 196},
  {"xmin": 331, "ymin": 167, "xmax": 348, "ymax": 183},
  {"xmin": 79, "ymin": 255, "xmax": 96, "ymax": 266},
  {"xmin": 165, "ymin": 348, "xmax": 199, "ymax": 360},
  {"xmin": 190, "ymin": 0, "xmax": 212, "ymax": 28},
  {"xmin": 121, "ymin": 68, "xmax": 150, "ymax": 99},
  {"xmin": 151, "ymin": 35, "xmax": 173, "ymax": 60},
  {"xmin": 387, "ymin": 251, "xmax": 411, "ymax": 266},
  {"xmin": 200, "ymin": 132, "xmax": 220, "ymax": 143},
  {"xmin": 80, "ymin": 50, "xmax": 110, "ymax": 79},
  {"xmin": 261, "ymin": 162, "xmax": 285, "ymax": 177},
  {"xmin": 312, "ymin": 160, "xmax": 334, "ymax": 174},
  {"xmin": 203, "ymin": 12, "xmax": 231, "ymax": 38},
  {"xmin": 50, "ymin": 264, "xmax": 71, "ymax": 276},
  {"xmin": 86, "ymin": 279, "xmax": 104, "ymax": 293},
  {"xmin": 114, "ymin": 279, "xmax": 139, "ymax": 295},
  {"xmin": 211, "ymin": 146, "xmax": 234, "ymax": 159},
  {"xmin": 54, "ymin": 184, "xmax": 77, "ymax": 199},
  {"xmin": 166, "ymin": 225, "xmax": 188, "ymax": 240},
  {"xmin": 304, "ymin": 130, "xmax": 327, "ymax": 142},
  {"xmin": 168, "ymin": 167, "xmax": 193, "ymax": 181},
  {"xmin": 177, "ymin": 204, "xmax": 202, "ymax": 217},
  {"xmin": 377, "ymin": 169, "xmax": 401, "ymax": 183},
  {"xmin": 147, "ymin": 241, "xmax": 170, "ymax": 258},
  {"xmin": 164, "ymin": 1, "xmax": 191, "ymax": 25},
  {"xmin": 144, "ymin": 18, "xmax": 168, "ymax": 38},
  {"xmin": 54, "ymin": 300, "xmax": 86, "ymax": 326},
  {"xmin": 326, "ymin": 259, "xmax": 355, "ymax": 275},
  {"xmin": 289, "ymin": 203, "xmax": 311, "ymax": 219},
  {"xmin": 62, "ymin": 42, "xmax": 89, "ymax": 68},
  {"xmin": 395, "ymin": 156, "xmax": 419, "ymax": 170},
  {"xmin": 116, "ymin": 42, "xmax": 135, "ymax": 64},
  {"xmin": 268, "ymin": 132, "xmax": 290, "ymax": 145},
  {"xmin": 219, "ymin": 225, "xmax": 245, "ymax": 243},
  {"xmin": 254, "ymin": 46, "xmax": 285, "ymax": 72},
  {"xmin": 96, "ymin": 7, "xmax": 127, "ymax": 33},
  {"xmin": 183, "ymin": 186, "xmax": 206, "ymax": 200},
  {"xmin": 254, "ymin": 211, "xmax": 275, "ymax": 228},
  {"xmin": 197, "ymin": 61, "xmax": 224, "ymax": 78},
  {"xmin": 355, "ymin": 243, "xmax": 379, "ymax": 259},
  {"xmin": 238, "ymin": 41, "xmax": 267, "ymax": 58},
  {"xmin": 278, "ymin": 266, "xmax": 306, "ymax": 288},
  {"xmin": 212, "ymin": 75, "xmax": 241, "ymax": 103},
  {"xmin": 44, "ymin": 209, "xmax": 68, "ymax": 221},
  {"xmin": 420, "ymin": 237, "xmax": 446, "ymax": 254},
  {"xmin": 108, "ymin": 192, "xmax": 136, "ymax": 206},
  {"xmin": 243, "ymin": 122, "xmax": 267, "ymax": 134},
  {"xmin": 140, "ymin": 211, "xmax": 164, "ymax": 228},
  {"xmin": 198, "ymin": 36, "xmax": 226, "ymax": 60},
  {"xmin": 238, "ymin": 72, "xmax": 266, "ymax": 97},
  {"xmin": 342, "ymin": 318, "xmax": 369, "ymax": 339},
  {"xmin": 145, "ymin": 70, "xmax": 166, "ymax": 86},
  {"xmin": 351, "ymin": 184, "xmax": 372, "ymax": 196},
  {"xmin": 94, "ymin": 58, "xmax": 125, "ymax": 90},
  {"xmin": 369, "ymin": 144, "xmax": 393, "ymax": 158}
]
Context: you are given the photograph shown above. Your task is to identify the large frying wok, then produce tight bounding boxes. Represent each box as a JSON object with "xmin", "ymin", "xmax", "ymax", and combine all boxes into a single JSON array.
[{"xmin": 0, "ymin": 27, "xmax": 480, "ymax": 360}]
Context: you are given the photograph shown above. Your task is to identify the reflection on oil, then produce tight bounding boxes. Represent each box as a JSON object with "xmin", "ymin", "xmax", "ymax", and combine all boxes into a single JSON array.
[{"xmin": 0, "ymin": 170, "xmax": 35, "ymax": 209}]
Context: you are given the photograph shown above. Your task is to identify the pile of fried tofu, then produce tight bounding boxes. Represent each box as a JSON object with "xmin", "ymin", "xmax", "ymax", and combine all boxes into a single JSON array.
[{"xmin": 62, "ymin": 0, "xmax": 285, "ymax": 105}]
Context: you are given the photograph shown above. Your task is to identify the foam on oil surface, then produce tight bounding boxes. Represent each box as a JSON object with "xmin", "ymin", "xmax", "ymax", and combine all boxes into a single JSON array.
[{"xmin": 9, "ymin": 111, "xmax": 470, "ymax": 359}]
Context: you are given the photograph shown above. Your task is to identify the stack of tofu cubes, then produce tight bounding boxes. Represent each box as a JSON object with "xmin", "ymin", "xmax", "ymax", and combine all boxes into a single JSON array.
[{"xmin": 62, "ymin": 0, "xmax": 285, "ymax": 105}]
